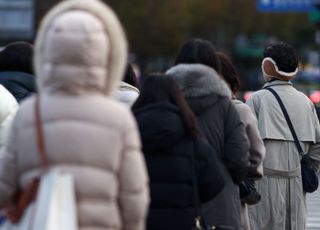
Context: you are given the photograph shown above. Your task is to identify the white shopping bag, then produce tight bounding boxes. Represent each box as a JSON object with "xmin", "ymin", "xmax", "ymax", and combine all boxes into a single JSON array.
[{"xmin": 0, "ymin": 170, "xmax": 78, "ymax": 230}]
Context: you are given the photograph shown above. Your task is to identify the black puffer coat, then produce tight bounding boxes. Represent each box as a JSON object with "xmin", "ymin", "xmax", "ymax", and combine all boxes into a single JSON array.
[
  {"xmin": 0, "ymin": 71, "xmax": 37, "ymax": 102},
  {"xmin": 134, "ymin": 102, "xmax": 225, "ymax": 230},
  {"xmin": 167, "ymin": 64, "xmax": 250, "ymax": 230}
]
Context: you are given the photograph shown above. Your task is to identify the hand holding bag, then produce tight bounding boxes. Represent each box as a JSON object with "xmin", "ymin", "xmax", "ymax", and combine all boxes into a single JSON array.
[
  {"xmin": 264, "ymin": 87, "xmax": 319, "ymax": 193},
  {"xmin": 239, "ymin": 178, "xmax": 261, "ymax": 205}
]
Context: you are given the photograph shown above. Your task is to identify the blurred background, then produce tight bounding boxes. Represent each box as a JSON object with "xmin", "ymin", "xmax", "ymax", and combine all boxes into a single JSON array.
[{"xmin": 1, "ymin": 0, "xmax": 320, "ymax": 99}]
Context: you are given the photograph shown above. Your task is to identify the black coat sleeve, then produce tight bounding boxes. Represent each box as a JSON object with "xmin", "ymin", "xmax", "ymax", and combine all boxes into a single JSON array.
[
  {"xmin": 194, "ymin": 138, "xmax": 226, "ymax": 203},
  {"xmin": 223, "ymin": 100, "xmax": 250, "ymax": 184}
]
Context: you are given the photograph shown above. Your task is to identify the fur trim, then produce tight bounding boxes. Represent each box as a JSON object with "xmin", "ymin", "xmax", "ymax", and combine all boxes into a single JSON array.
[
  {"xmin": 34, "ymin": 0, "xmax": 127, "ymax": 96},
  {"xmin": 166, "ymin": 64, "xmax": 232, "ymax": 98}
]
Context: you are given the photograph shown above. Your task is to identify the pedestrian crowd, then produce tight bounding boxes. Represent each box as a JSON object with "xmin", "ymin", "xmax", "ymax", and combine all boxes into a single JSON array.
[{"xmin": 0, "ymin": 0, "xmax": 319, "ymax": 230}]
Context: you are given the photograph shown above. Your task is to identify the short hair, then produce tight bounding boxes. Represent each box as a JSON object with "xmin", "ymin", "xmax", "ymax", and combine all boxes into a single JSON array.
[
  {"xmin": 216, "ymin": 52, "xmax": 240, "ymax": 94},
  {"xmin": 0, "ymin": 41, "xmax": 34, "ymax": 75},
  {"xmin": 174, "ymin": 38, "xmax": 221, "ymax": 73},
  {"xmin": 263, "ymin": 41, "xmax": 298, "ymax": 73}
]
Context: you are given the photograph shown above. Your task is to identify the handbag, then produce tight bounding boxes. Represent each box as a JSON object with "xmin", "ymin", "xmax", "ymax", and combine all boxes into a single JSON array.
[
  {"xmin": 1, "ymin": 97, "xmax": 78, "ymax": 229},
  {"xmin": 190, "ymin": 142, "xmax": 235, "ymax": 230},
  {"xmin": 264, "ymin": 87, "xmax": 319, "ymax": 193},
  {"xmin": 239, "ymin": 178, "xmax": 261, "ymax": 205}
]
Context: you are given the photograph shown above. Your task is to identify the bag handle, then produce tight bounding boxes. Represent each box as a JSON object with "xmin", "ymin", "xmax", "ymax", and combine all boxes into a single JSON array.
[
  {"xmin": 3, "ymin": 97, "xmax": 48, "ymax": 224},
  {"xmin": 263, "ymin": 87, "xmax": 303, "ymax": 155},
  {"xmin": 35, "ymin": 97, "xmax": 49, "ymax": 168}
]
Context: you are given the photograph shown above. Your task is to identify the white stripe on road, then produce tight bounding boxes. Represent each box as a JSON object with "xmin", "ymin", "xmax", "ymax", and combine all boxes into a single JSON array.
[{"xmin": 307, "ymin": 182, "xmax": 320, "ymax": 230}]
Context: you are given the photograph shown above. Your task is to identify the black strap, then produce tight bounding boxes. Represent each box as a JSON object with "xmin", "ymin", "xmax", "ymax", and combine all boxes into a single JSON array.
[
  {"xmin": 264, "ymin": 87, "xmax": 303, "ymax": 155},
  {"xmin": 190, "ymin": 141, "xmax": 201, "ymax": 218}
]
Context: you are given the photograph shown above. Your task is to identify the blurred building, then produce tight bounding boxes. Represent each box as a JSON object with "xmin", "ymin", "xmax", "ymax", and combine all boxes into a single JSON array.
[
  {"xmin": 0, "ymin": 0, "xmax": 34, "ymax": 43},
  {"xmin": 0, "ymin": 0, "xmax": 65, "ymax": 44}
]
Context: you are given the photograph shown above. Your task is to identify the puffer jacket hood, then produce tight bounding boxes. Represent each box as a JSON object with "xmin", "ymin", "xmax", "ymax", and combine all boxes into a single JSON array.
[{"xmin": 34, "ymin": 0, "xmax": 127, "ymax": 96}]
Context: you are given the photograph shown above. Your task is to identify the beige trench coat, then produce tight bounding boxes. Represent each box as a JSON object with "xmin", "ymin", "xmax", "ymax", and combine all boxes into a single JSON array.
[{"xmin": 246, "ymin": 80, "xmax": 320, "ymax": 230}]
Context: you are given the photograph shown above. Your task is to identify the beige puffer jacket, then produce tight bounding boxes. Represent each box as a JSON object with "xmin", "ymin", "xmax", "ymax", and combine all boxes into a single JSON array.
[{"xmin": 0, "ymin": 1, "xmax": 149, "ymax": 229}]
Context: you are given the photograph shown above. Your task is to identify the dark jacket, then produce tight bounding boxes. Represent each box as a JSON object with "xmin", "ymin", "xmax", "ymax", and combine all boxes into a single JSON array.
[
  {"xmin": 134, "ymin": 102, "xmax": 226, "ymax": 230},
  {"xmin": 167, "ymin": 64, "xmax": 250, "ymax": 230},
  {"xmin": 0, "ymin": 71, "xmax": 37, "ymax": 103}
]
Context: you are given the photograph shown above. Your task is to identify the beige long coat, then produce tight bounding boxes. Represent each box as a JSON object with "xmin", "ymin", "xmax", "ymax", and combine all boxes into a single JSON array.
[
  {"xmin": 246, "ymin": 80, "xmax": 320, "ymax": 230},
  {"xmin": 233, "ymin": 99, "xmax": 265, "ymax": 230},
  {"xmin": 233, "ymin": 99, "xmax": 265, "ymax": 179},
  {"xmin": 0, "ymin": 1, "xmax": 149, "ymax": 229}
]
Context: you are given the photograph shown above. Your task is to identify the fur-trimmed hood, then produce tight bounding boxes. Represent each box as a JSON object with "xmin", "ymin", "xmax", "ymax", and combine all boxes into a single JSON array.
[
  {"xmin": 166, "ymin": 64, "xmax": 231, "ymax": 99},
  {"xmin": 34, "ymin": 0, "xmax": 127, "ymax": 96}
]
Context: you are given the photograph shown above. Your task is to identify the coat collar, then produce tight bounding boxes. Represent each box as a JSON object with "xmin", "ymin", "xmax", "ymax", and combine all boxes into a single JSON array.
[{"xmin": 263, "ymin": 80, "xmax": 293, "ymax": 88}]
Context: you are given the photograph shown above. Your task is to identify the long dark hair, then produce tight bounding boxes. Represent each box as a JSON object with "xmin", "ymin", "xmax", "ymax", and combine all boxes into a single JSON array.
[
  {"xmin": 174, "ymin": 38, "xmax": 221, "ymax": 73},
  {"xmin": 132, "ymin": 73, "xmax": 200, "ymax": 139},
  {"xmin": 216, "ymin": 52, "xmax": 240, "ymax": 95}
]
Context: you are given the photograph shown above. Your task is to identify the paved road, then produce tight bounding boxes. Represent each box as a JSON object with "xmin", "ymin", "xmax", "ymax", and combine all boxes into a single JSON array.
[{"xmin": 306, "ymin": 182, "xmax": 320, "ymax": 230}]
